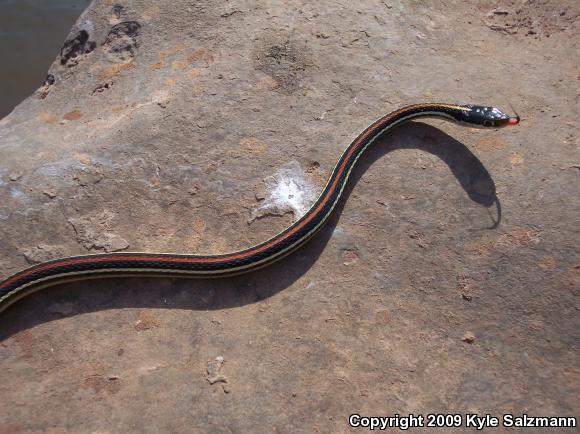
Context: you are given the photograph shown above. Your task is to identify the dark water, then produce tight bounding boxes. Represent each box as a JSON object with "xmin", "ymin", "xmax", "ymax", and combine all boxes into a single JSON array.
[{"xmin": 0, "ymin": 0, "xmax": 92, "ymax": 118}]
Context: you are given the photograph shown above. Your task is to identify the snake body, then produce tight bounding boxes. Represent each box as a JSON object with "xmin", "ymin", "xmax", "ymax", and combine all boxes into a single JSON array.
[{"xmin": 0, "ymin": 103, "xmax": 518, "ymax": 312}]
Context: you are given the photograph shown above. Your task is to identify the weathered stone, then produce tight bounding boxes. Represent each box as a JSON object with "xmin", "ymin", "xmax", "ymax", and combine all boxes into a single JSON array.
[{"xmin": 0, "ymin": 0, "xmax": 578, "ymax": 432}]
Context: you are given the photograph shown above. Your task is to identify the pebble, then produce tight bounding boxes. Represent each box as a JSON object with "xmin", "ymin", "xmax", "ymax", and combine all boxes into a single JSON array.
[{"xmin": 462, "ymin": 332, "xmax": 476, "ymax": 344}]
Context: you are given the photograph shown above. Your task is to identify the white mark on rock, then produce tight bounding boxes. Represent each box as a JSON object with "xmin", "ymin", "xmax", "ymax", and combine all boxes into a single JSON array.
[
  {"xmin": 314, "ymin": 111, "xmax": 327, "ymax": 121},
  {"xmin": 206, "ymin": 356, "xmax": 228, "ymax": 385},
  {"xmin": 332, "ymin": 226, "xmax": 344, "ymax": 237},
  {"xmin": 304, "ymin": 281, "xmax": 316, "ymax": 290},
  {"xmin": 9, "ymin": 187, "xmax": 27, "ymax": 201},
  {"xmin": 249, "ymin": 161, "xmax": 318, "ymax": 223},
  {"xmin": 22, "ymin": 244, "xmax": 68, "ymax": 264},
  {"xmin": 68, "ymin": 210, "xmax": 130, "ymax": 252},
  {"xmin": 36, "ymin": 158, "xmax": 82, "ymax": 178},
  {"xmin": 152, "ymin": 89, "xmax": 171, "ymax": 108},
  {"xmin": 78, "ymin": 18, "xmax": 94, "ymax": 34}
]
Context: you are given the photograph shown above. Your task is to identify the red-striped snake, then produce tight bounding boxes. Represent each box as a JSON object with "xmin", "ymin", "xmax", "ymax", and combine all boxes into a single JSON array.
[{"xmin": 0, "ymin": 103, "xmax": 519, "ymax": 313}]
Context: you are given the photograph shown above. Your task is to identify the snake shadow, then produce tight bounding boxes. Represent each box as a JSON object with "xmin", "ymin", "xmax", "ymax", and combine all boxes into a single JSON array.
[{"xmin": 0, "ymin": 122, "xmax": 500, "ymax": 339}]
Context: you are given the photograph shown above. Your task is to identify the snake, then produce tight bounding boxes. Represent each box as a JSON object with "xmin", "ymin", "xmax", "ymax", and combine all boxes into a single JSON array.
[{"xmin": 0, "ymin": 103, "xmax": 519, "ymax": 313}]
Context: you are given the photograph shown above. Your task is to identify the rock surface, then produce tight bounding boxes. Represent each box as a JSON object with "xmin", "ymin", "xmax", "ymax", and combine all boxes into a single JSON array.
[{"xmin": 0, "ymin": 0, "xmax": 578, "ymax": 432}]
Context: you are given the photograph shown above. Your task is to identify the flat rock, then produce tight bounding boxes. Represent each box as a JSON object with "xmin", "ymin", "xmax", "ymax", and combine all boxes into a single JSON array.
[{"xmin": 0, "ymin": 0, "xmax": 578, "ymax": 432}]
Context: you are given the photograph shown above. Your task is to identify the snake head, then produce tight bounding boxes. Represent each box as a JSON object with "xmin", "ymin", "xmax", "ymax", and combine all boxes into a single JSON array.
[{"xmin": 459, "ymin": 105, "xmax": 519, "ymax": 128}]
